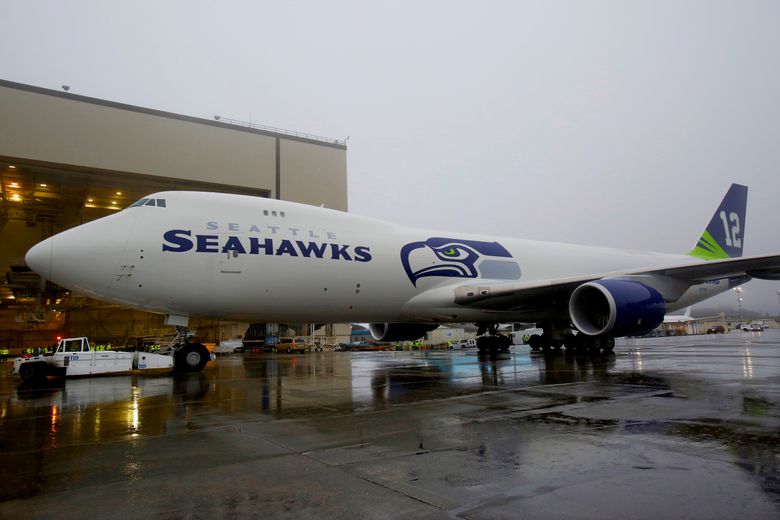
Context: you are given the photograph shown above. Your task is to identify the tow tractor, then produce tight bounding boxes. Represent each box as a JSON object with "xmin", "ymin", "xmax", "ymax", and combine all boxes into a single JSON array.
[{"xmin": 11, "ymin": 336, "xmax": 213, "ymax": 382}]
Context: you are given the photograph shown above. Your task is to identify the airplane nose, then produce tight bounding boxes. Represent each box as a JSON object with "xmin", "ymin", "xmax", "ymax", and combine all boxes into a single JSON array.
[
  {"xmin": 23, "ymin": 213, "xmax": 137, "ymax": 298},
  {"xmin": 25, "ymin": 238, "xmax": 53, "ymax": 279}
]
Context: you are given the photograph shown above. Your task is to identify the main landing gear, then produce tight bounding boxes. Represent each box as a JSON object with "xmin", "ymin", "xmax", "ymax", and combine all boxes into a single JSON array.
[
  {"xmin": 475, "ymin": 324, "xmax": 512, "ymax": 353},
  {"xmin": 526, "ymin": 322, "xmax": 615, "ymax": 354}
]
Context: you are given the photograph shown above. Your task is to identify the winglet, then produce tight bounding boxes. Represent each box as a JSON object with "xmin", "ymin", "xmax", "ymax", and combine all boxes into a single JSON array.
[{"xmin": 688, "ymin": 184, "xmax": 748, "ymax": 260}]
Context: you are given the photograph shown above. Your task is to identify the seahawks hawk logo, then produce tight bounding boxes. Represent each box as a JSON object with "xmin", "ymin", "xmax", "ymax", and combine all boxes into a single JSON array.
[{"xmin": 400, "ymin": 237, "xmax": 521, "ymax": 286}]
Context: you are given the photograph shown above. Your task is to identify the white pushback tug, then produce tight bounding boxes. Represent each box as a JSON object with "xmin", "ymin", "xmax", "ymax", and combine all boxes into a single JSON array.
[{"xmin": 11, "ymin": 337, "xmax": 212, "ymax": 382}]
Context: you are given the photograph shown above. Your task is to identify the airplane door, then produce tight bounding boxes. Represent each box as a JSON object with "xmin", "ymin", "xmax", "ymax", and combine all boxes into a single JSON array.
[{"xmin": 219, "ymin": 248, "xmax": 243, "ymax": 274}]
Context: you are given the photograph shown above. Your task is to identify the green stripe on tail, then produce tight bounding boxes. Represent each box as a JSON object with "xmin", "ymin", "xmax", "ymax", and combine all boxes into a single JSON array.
[{"xmin": 688, "ymin": 230, "xmax": 730, "ymax": 260}]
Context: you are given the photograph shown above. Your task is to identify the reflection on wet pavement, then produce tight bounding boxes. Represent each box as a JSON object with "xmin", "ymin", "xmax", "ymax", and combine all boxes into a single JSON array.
[{"xmin": 1, "ymin": 331, "xmax": 779, "ymax": 518}]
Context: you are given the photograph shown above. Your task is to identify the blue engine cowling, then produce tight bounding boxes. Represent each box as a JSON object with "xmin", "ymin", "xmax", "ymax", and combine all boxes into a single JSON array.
[
  {"xmin": 569, "ymin": 279, "xmax": 666, "ymax": 337},
  {"xmin": 369, "ymin": 323, "xmax": 439, "ymax": 342}
]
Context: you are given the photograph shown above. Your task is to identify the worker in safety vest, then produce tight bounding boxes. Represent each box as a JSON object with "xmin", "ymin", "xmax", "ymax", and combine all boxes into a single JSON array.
[{"xmin": 0, "ymin": 348, "xmax": 8, "ymax": 362}]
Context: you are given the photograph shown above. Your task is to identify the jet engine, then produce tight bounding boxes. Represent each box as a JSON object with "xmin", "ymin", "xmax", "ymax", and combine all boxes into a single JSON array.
[
  {"xmin": 369, "ymin": 323, "xmax": 439, "ymax": 342},
  {"xmin": 569, "ymin": 279, "xmax": 666, "ymax": 337}
]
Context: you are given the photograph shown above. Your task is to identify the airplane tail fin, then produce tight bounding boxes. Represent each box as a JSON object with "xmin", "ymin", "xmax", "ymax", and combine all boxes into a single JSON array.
[{"xmin": 688, "ymin": 183, "xmax": 747, "ymax": 260}]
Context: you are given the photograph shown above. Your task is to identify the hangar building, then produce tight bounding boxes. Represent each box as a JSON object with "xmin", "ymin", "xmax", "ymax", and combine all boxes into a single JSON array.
[{"xmin": 0, "ymin": 79, "xmax": 349, "ymax": 351}]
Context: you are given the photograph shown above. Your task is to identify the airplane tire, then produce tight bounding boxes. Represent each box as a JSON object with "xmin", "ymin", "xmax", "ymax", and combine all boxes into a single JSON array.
[
  {"xmin": 537, "ymin": 334, "xmax": 555, "ymax": 352},
  {"xmin": 527, "ymin": 335, "xmax": 542, "ymax": 351},
  {"xmin": 588, "ymin": 337, "xmax": 602, "ymax": 351},
  {"xmin": 562, "ymin": 334, "xmax": 574, "ymax": 350},
  {"xmin": 174, "ymin": 343, "xmax": 210, "ymax": 372},
  {"xmin": 19, "ymin": 362, "xmax": 45, "ymax": 382},
  {"xmin": 477, "ymin": 335, "xmax": 511, "ymax": 352},
  {"xmin": 564, "ymin": 334, "xmax": 583, "ymax": 351}
]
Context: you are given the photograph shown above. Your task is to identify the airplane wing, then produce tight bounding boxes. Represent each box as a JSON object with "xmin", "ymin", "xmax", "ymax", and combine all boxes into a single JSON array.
[
  {"xmin": 416, "ymin": 252, "xmax": 780, "ymax": 311},
  {"xmin": 649, "ymin": 252, "xmax": 780, "ymax": 281}
]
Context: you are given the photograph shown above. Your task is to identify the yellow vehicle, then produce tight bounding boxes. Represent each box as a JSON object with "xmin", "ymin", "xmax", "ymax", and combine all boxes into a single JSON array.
[{"xmin": 270, "ymin": 337, "xmax": 309, "ymax": 353}]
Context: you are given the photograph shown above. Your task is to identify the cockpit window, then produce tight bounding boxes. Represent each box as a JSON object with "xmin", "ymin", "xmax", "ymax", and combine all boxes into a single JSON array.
[{"xmin": 129, "ymin": 198, "xmax": 166, "ymax": 208}]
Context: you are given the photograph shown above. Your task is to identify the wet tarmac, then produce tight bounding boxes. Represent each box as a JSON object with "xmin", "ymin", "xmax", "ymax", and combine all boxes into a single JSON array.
[{"xmin": 1, "ymin": 331, "xmax": 779, "ymax": 519}]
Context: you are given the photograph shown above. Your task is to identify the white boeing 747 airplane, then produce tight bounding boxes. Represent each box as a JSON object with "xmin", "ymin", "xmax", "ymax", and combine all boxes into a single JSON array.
[{"xmin": 24, "ymin": 184, "xmax": 780, "ymax": 371}]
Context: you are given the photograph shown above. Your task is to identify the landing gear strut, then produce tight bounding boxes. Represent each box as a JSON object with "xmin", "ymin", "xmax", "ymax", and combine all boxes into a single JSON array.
[{"xmin": 476, "ymin": 324, "xmax": 512, "ymax": 353}]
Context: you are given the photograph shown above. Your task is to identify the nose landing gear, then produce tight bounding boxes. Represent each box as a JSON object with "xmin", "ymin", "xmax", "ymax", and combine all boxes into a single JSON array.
[
  {"xmin": 170, "ymin": 326, "xmax": 213, "ymax": 372},
  {"xmin": 475, "ymin": 324, "xmax": 512, "ymax": 353}
]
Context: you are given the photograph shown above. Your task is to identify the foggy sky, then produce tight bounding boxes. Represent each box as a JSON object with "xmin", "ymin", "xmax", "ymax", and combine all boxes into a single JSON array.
[{"xmin": 2, "ymin": 1, "xmax": 779, "ymax": 311}]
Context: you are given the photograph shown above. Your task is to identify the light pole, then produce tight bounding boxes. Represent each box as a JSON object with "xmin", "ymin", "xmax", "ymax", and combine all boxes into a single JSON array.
[{"xmin": 734, "ymin": 286, "xmax": 744, "ymax": 323}]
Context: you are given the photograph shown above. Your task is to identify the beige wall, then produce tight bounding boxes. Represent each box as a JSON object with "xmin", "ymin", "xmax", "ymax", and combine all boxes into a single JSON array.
[
  {"xmin": 0, "ymin": 81, "xmax": 347, "ymax": 208},
  {"xmin": 280, "ymin": 139, "xmax": 348, "ymax": 210},
  {"xmin": 0, "ymin": 84, "xmax": 275, "ymax": 189}
]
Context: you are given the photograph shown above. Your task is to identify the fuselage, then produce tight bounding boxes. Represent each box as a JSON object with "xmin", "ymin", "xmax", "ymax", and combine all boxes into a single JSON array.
[{"xmin": 25, "ymin": 191, "xmax": 734, "ymax": 324}]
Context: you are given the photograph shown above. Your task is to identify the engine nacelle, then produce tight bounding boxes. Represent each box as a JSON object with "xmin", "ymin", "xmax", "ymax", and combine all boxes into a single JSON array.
[
  {"xmin": 569, "ymin": 279, "xmax": 666, "ymax": 337},
  {"xmin": 369, "ymin": 323, "xmax": 438, "ymax": 342}
]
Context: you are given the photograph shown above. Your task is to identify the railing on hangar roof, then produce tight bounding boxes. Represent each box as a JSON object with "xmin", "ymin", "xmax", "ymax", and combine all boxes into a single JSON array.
[{"xmin": 213, "ymin": 116, "xmax": 347, "ymax": 147}]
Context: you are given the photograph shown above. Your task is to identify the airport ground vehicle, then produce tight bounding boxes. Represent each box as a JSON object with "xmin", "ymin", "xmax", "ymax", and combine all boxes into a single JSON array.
[
  {"xmin": 706, "ymin": 325, "xmax": 726, "ymax": 334},
  {"xmin": 214, "ymin": 339, "xmax": 243, "ymax": 354},
  {"xmin": 11, "ymin": 337, "xmax": 189, "ymax": 382},
  {"xmin": 267, "ymin": 337, "xmax": 309, "ymax": 353},
  {"xmin": 450, "ymin": 339, "xmax": 477, "ymax": 349}
]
